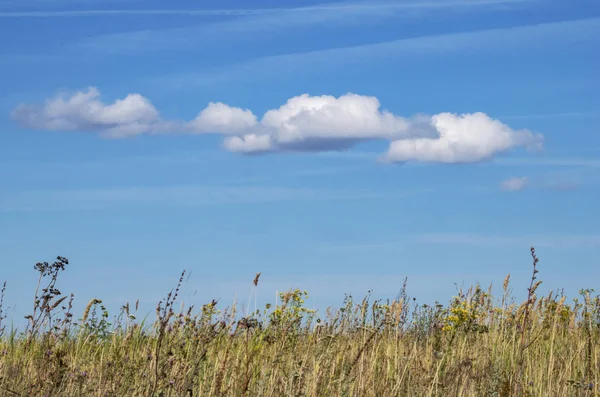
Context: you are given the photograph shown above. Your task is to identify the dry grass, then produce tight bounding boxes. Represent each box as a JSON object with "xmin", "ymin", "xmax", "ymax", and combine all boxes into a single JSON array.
[{"xmin": 0, "ymin": 248, "xmax": 598, "ymax": 396}]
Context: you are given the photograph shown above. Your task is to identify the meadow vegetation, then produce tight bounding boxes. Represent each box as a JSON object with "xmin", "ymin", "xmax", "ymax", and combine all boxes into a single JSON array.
[{"xmin": 0, "ymin": 248, "xmax": 598, "ymax": 396}]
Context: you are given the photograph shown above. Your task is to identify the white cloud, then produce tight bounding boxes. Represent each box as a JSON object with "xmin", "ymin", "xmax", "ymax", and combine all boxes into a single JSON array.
[
  {"xmin": 223, "ymin": 134, "xmax": 273, "ymax": 153},
  {"xmin": 383, "ymin": 113, "xmax": 542, "ymax": 164},
  {"xmin": 10, "ymin": 87, "xmax": 164, "ymax": 138},
  {"xmin": 262, "ymin": 94, "xmax": 408, "ymax": 140},
  {"xmin": 11, "ymin": 88, "xmax": 543, "ymax": 163},
  {"xmin": 500, "ymin": 176, "xmax": 530, "ymax": 191},
  {"xmin": 215, "ymin": 93, "xmax": 425, "ymax": 153},
  {"xmin": 190, "ymin": 102, "xmax": 258, "ymax": 135}
]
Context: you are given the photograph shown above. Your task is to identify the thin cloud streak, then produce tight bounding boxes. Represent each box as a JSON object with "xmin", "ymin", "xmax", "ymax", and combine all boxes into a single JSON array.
[
  {"xmin": 414, "ymin": 233, "xmax": 600, "ymax": 249},
  {"xmin": 0, "ymin": 0, "xmax": 144, "ymax": 6},
  {"xmin": 317, "ymin": 152, "xmax": 600, "ymax": 170},
  {"xmin": 160, "ymin": 17, "xmax": 600, "ymax": 89},
  {"xmin": 321, "ymin": 233, "xmax": 600, "ymax": 251},
  {"xmin": 0, "ymin": 9, "xmax": 276, "ymax": 17},
  {"xmin": 0, "ymin": 0, "xmax": 534, "ymax": 18},
  {"xmin": 500, "ymin": 176, "xmax": 529, "ymax": 191},
  {"xmin": 498, "ymin": 111, "xmax": 600, "ymax": 120},
  {"xmin": 73, "ymin": 0, "xmax": 537, "ymax": 56},
  {"xmin": 493, "ymin": 158, "xmax": 600, "ymax": 168},
  {"xmin": 0, "ymin": 185, "xmax": 430, "ymax": 212}
]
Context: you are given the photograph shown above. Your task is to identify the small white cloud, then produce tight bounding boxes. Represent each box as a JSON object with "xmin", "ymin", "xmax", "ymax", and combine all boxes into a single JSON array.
[
  {"xmin": 10, "ymin": 87, "xmax": 162, "ymax": 138},
  {"xmin": 501, "ymin": 176, "xmax": 530, "ymax": 191},
  {"xmin": 189, "ymin": 102, "xmax": 258, "ymax": 134},
  {"xmin": 223, "ymin": 134, "xmax": 273, "ymax": 153},
  {"xmin": 383, "ymin": 112, "xmax": 542, "ymax": 164},
  {"xmin": 11, "ymin": 88, "xmax": 543, "ymax": 164}
]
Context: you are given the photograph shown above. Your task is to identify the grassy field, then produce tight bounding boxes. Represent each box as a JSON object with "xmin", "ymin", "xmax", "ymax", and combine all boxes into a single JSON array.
[{"xmin": 0, "ymin": 248, "xmax": 598, "ymax": 396}]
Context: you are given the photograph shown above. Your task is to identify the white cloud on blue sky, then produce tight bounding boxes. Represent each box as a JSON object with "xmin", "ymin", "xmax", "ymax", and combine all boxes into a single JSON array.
[
  {"xmin": 500, "ymin": 176, "xmax": 529, "ymax": 191},
  {"xmin": 11, "ymin": 88, "xmax": 543, "ymax": 163}
]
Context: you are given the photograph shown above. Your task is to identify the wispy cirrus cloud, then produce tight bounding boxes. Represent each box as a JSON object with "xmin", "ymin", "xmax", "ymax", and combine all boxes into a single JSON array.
[
  {"xmin": 0, "ymin": 185, "xmax": 428, "ymax": 212},
  {"xmin": 322, "ymin": 233, "xmax": 600, "ymax": 251},
  {"xmin": 500, "ymin": 176, "xmax": 529, "ymax": 191},
  {"xmin": 59, "ymin": 0, "xmax": 538, "ymax": 55},
  {"xmin": 0, "ymin": 9, "xmax": 284, "ymax": 17},
  {"xmin": 498, "ymin": 111, "xmax": 600, "ymax": 120},
  {"xmin": 0, "ymin": 0, "xmax": 143, "ymax": 6},
  {"xmin": 493, "ymin": 157, "xmax": 600, "ymax": 168},
  {"xmin": 11, "ymin": 88, "xmax": 543, "ymax": 163},
  {"xmin": 0, "ymin": 0, "xmax": 535, "ymax": 18},
  {"xmin": 414, "ymin": 233, "xmax": 600, "ymax": 249},
  {"xmin": 499, "ymin": 175, "xmax": 586, "ymax": 192},
  {"xmin": 157, "ymin": 17, "xmax": 600, "ymax": 89},
  {"xmin": 496, "ymin": 167, "xmax": 600, "ymax": 192}
]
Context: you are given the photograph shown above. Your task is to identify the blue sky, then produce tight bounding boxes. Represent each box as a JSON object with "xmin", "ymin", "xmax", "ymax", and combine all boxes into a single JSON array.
[{"xmin": 0, "ymin": 0, "xmax": 599, "ymax": 323}]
